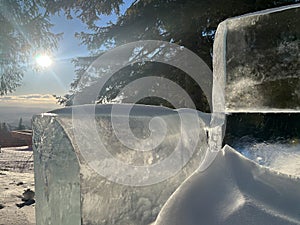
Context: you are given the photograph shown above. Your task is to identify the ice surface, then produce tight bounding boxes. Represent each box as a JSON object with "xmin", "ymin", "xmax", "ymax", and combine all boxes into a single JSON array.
[
  {"xmin": 233, "ymin": 140, "xmax": 300, "ymax": 177},
  {"xmin": 224, "ymin": 112, "xmax": 300, "ymax": 177},
  {"xmin": 213, "ymin": 4, "xmax": 300, "ymax": 112},
  {"xmin": 33, "ymin": 104, "xmax": 210, "ymax": 225},
  {"xmin": 154, "ymin": 145, "xmax": 300, "ymax": 225},
  {"xmin": 32, "ymin": 114, "xmax": 81, "ymax": 225}
]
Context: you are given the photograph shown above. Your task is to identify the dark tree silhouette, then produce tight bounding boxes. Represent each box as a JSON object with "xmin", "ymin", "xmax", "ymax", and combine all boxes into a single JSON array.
[{"xmin": 18, "ymin": 117, "xmax": 25, "ymax": 130}]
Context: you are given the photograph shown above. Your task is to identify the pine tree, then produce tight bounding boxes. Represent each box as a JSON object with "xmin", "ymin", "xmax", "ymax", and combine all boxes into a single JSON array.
[{"xmin": 18, "ymin": 117, "xmax": 25, "ymax": 130}]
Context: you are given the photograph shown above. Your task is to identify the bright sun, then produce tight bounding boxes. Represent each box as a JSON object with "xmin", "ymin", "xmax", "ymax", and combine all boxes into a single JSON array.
[{"xmin": 36, "ymin": 54, "xmax": 52, "ymax": 68}]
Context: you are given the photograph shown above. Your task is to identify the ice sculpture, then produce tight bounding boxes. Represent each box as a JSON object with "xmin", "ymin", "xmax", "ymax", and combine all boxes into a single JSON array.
[
  {"xmin": 32, "ymin": 4, "xmax": 300, "ymax": 225},
  {"xmin": 213, "ymin": 4, "xmax": 300, "ymax": 112},
  {"xmin": 33, "ymin": 104, "xmax": 210, "ymax": 225}
]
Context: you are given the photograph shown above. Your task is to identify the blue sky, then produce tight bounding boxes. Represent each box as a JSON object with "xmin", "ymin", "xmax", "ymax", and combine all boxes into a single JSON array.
[{"xmin": 0, "ymin": 0, "xmax": 134, "ymax": 111}]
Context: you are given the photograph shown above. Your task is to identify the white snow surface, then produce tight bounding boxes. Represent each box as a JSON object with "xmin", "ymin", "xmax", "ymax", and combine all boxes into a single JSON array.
[{"xmin": 154, "ymin": 145, "xmax": 300, "ymax": 225}]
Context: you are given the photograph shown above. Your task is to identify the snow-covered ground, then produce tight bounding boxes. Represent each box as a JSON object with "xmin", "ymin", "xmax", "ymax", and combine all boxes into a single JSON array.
[
  {"xmin": 0, "ymin": 147, "xmax": 35, "ymax": 225},
  {"xmin": 155, "ymin": 145, "xmax": 300, "ymax": 225},
  {"xmin": 0, "ymin": 146, "xmax": 33, "ymax": 173}
]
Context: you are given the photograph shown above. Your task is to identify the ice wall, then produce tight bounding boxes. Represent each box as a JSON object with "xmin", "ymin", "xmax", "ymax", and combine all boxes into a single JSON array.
[
  {"xmin": 33, "ymin": 104, "xmax": 209, "ymax": 225},
  {"xmin": 213, "ymin": 4, "xmax": 300, "ymax": 112},
  {"xmin": 33, "ymin": 114, "xmax": 81, "ymax": 225}
]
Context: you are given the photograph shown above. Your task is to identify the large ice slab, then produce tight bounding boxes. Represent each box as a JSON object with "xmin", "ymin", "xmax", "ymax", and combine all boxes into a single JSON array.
[
  {"xmin": 213, "ymin": 4, "xmax": 300, "ymax": 112},
  {"xmin": 33, "ymin": 104, "xmax": 209, "ymax": 225},
  {"xmin": 154, "ymin": 145, "xmax": 300, "ymax": 225}
]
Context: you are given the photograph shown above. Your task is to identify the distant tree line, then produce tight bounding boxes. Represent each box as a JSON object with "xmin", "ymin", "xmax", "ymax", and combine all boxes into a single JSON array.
[{"xmin": 0, "ymin": 117, "xmax": 27, "ymax": 133}]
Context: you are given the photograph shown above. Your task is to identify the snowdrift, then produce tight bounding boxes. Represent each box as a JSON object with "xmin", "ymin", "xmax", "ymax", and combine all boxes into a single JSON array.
[{"xmin": 155, "ymin": 145, "xmax": 300, "ymax": 225}]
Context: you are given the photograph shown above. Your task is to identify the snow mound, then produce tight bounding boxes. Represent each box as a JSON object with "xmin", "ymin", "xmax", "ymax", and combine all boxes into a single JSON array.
[{"xmin": 155, "ymin": 145, "xmax": 300, "ymax": 225}]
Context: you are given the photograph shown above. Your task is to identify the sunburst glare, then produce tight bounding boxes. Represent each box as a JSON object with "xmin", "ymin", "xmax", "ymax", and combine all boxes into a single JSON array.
[{"xmin": 35, "ymin": 54, "xmax": 52, "ymax": 68}]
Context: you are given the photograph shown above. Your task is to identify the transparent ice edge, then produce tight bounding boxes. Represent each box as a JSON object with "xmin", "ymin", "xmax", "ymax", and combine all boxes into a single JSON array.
[{"xmin": 227, "ymin": 3, "xmax": 300, "ymax": 20}]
